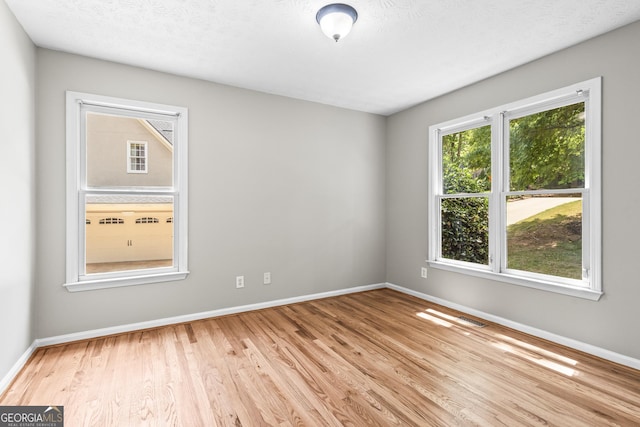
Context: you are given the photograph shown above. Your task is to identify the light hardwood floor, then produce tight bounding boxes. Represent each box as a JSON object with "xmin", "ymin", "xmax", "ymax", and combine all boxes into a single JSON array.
[{"xmin": 2, "ymin": 289, "xmax": 639, "ymax": 426}]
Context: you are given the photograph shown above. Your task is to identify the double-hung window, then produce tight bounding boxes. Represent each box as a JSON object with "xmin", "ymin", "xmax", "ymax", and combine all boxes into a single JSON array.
[
  {"xmin": 428, "ymin": 78, "xmax": 601, "ymax": 300},
  {"xmin": 65, "ymin": 91, "xmax": 189, "ymax": 291}
]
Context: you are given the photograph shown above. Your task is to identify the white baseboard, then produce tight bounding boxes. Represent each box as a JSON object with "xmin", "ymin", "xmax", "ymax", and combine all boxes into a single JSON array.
[
  {"xmin": 386, "ymin": 282, "xmax": 640, "ymax": 371},
  {"xmin": 36, "ymin": 283, "xmax": 386, "ymax": 348},
  {"xmin": 0, "ymin": 341, "xmax": 38, "ymax": 396}
]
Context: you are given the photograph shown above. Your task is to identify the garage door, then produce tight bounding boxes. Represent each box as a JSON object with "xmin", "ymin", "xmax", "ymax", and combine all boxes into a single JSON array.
[{"xmin": 86, "ymin": 207, "xmax": 173, "ymax": 265}]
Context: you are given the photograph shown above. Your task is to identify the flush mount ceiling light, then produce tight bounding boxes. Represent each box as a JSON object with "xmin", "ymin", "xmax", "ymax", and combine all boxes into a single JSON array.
[{"xmin": 316, "ymin": 3, "xmax": 358, "ymax": 42}]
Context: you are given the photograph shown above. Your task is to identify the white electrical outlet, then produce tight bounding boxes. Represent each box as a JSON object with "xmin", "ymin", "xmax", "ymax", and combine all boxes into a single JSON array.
[
  {"xmin": 263, "ymin": 272, "xmax": 271, "ymax": 285},
  {"xmin": 236, "ymin": 275, "xmax": 245, "ymax": 288},
  {"xmin": 421, "ymin": 267, "xmax": 428, "ymax": 279}
]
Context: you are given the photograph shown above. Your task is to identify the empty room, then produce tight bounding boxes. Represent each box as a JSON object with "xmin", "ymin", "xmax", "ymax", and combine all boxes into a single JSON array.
[{"xmin": 1, "ymin": 0, "xmax": 640, "ymax": 425}]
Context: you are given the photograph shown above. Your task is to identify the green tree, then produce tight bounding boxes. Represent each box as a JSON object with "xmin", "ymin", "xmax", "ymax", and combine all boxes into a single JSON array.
[
  {"xmin": 441, "ymin": 193, "xmax": 489, "ymax": 265},
  {"xmin": 438, "ymin": 103, "xmax": 585, "ymax": 265},
  {"xmin": 442, "ymin": 126, "xmax": 491, "ymax": 193},
  {"xmin": 441, "ymin": 126, "xmax": 490, "ymax": 264},
  {"xmin": 510, "ymin": 103, "xmax": 585, "ymax": 190}
]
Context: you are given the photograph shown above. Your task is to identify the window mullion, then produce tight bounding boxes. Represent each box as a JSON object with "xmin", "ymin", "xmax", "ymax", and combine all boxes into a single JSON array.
[{"xmin": 492, "ymin": 112, "xmax": 507, "ymax": 274}]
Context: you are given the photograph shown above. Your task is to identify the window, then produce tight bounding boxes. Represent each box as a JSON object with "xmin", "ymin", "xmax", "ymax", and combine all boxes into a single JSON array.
[
  {"xmin": 99, "ymin": 218, "xmax": 125, "ymax": 225},
  {"xmin": 135, "ymin": 217, "xmax": 159, "ymax": 224},
  {"xmin": 428, "ymin": 78, "xmax": 601, "ymax": 300},
  {"xmin": 127, "ymin": 141, "xmax": 148, "ymax": 173},
  {"xmin": 66, "ymin": 91, "xmax": 189, "ymax": 291}
]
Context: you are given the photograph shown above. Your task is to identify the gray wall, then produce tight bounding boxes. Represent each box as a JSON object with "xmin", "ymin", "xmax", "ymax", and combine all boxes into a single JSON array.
[
  {"xmin": 386, "ymin": 21, "xmax": 640, "ymax": 359},
  {"xmin": 0, "ymin": 1, "xmax": 36, "ymax": 380},
  {"xmin": 35, "ymin": 49, "xmax": 387, "ymax": 338}
]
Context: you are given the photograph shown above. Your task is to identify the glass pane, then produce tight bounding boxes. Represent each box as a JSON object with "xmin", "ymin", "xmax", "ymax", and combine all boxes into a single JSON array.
[
  {"xmin": 442, "ymin": 125, "xmax": 491, "ymax": 194},
  {"xmin": 506, "ymin": 195, "xmax": 582, "ymax": 279},
  {"xmin": 86, "ymin": 112, "xmax": 173, "ymax": 187},
  {"xmin": 441, "ymin": 197, "xmax": 489, "ymax": 264},
  {"xmin": 85, "ymin": 194, "xmax": 174, "ymax": 274},
  {"xmin": 509, "ymin": 103, "xmax": 585, "ymax": 191}
]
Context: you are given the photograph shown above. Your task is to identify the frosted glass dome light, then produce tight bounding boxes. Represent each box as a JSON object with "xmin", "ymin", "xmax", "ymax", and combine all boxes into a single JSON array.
[{"xmin": 316, "ymin": 4, "xmax": 358, "ymax": 42}]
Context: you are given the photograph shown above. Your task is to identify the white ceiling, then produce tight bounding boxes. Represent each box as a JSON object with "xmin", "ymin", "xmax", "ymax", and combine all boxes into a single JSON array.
[{"xmin": 6, "ymin": 0, "xmax": 640, "ymax": 116}]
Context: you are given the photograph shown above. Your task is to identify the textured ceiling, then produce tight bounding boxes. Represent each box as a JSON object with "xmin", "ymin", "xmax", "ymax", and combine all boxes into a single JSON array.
[{"xmin": 6, "ymin": 0, "xmax": 640, "ymax": 115}]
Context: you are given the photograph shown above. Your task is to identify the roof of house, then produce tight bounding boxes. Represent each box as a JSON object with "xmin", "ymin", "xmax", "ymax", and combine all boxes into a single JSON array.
[{"xmin": 146, "ymin": 119, "xmax": 173, "ymax": 145}]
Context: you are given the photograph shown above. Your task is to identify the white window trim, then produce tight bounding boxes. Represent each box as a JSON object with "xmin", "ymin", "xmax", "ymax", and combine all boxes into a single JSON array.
[
  {"xmin": 127, "ymin": 140, "xmax": 148, "ymax": 174},
  {"xmin": 427, "ymin": 77, "xmax": 602, "ymax": 301},
  {"xmin": 65, "ymin": 91, "xmax": 189, "ymax": 292}
]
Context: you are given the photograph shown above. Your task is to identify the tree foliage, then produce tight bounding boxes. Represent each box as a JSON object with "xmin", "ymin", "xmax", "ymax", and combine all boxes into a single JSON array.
[
  {"xmin": 442, "ymin": 125, "xmax": 491, "ymax": 193},
  {"xmin": 439, "ymin": 103, "xmax": 585, "ymax": 264},
  {"xmin": 441, "ymin": 126, "xmax": 490, "ymax": 264},
  {"xmin": 441, "ymin": 197, "xmax": 489, "ymax": 264},
  {"xmin": 510, "ymin": 103, "xmax": 585, "ymax": 190}
]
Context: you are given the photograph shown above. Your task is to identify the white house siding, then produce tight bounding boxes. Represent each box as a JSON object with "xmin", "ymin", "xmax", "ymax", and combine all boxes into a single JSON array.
[{"xmin": 87, "ymin": 113, "xmax": 172, "ymax": 187}]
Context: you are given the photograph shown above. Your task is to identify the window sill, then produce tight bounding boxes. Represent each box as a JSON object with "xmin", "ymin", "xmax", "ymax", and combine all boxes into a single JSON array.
[
  {"xmin": 427, "ymin": 261, "xmax": 602, "ymax": 301},
  {"xmin": 64, "ymin": 271, "xmax": 189, "ymax": 292}
]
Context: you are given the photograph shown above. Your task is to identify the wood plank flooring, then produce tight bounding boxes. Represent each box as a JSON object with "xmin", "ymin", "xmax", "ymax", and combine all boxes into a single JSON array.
[{"xmin": 2, "ymin": 289, "xmax": 639, "ymax": 426}]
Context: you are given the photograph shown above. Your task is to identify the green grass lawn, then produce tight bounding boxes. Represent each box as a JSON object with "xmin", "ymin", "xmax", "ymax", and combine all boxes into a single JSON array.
[{"xmin": 507, "ymin": 200, "xmax": 582, "ymax": 279}]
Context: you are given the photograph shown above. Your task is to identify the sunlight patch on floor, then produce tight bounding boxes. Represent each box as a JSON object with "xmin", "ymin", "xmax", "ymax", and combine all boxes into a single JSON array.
[
  {"xmin": 416, "ymin": 312, "xmax": 453, "ymax": 328},
  {"xmin": 425, "ymin": 308, "xmax": 458, "ymax": 322},
  {"xmin": 492, "ymin": 341, "xmax": 577, "ymax": 377},
  {"xmin": 495, "ymin": 333, "xmax": 578, "ymax": 366}
]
